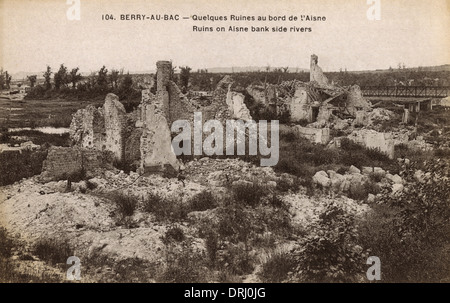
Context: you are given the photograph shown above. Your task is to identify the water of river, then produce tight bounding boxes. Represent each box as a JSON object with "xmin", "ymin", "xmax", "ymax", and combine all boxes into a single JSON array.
[{"xmin": 7, "ymin": 127, "xmax": 70, "ymax": 134}]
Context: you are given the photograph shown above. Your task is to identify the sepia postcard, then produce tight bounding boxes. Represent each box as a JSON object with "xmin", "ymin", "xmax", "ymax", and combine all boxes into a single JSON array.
[{"xmin": 0, "ymin": 0, "xmax": 449, "ymax": 290}]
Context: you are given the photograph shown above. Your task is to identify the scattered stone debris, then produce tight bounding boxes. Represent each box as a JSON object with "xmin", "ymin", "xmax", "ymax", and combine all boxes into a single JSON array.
[{"xmin": 0, "ymin": 141, "xmax": 40, "ymax": 154}]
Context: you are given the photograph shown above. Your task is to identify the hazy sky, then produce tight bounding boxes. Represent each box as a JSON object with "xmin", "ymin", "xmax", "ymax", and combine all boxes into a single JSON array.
[{"xmin": 1, "ymin": 0, "xmax": 449, "ymax": 74}]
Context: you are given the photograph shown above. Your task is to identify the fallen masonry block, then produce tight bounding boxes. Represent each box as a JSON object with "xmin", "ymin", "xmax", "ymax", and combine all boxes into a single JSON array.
[
  {"xmin": 293, "ymin": 126, "xmax": 330, "ymax": 144},
  {"xmin": 346, "ymin": 129, "xmax": 395, "ymax": 159}
]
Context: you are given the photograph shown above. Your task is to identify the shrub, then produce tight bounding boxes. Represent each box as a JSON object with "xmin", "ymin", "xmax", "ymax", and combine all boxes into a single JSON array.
[
  {"xmin": 368, "ymin": 171, "xmax": 383, "ymax": 183},
  {"xmin": 219, "ymin": 244, "xmax": 254, "ymax": 276},
  {"xmin": 216, "ymin": 204, "xmax": 253, "ymax": 244},
  {"xmin": 365, "ymin": 147, "xmax": 392, "ymax": 162},
  {"xmin": 259, "ymin": 252, "xmax": 296, "ymax": 282},
  {"xmin": 163, "ymin": 226, "xmax": 185, "ymax": 242},
  {"xmin": 189, "ymin": 191, "xmax": 217, "ymax": 211},
  {"xmin": 143, "ymin": 192, "xmax": 188, "ymax": 221},
  {"xmin": 347, "ymin": 181, "xmax": 369, "ymax": 200},
  {"xmin": 340, "ymin": 138, "xmax": 395, "ymax": 169},
  {"xmin": 33, "ymin": 238, "xmax": 73, "ymax": 265},
  {"xmin": 358, "ymin": 159, "xmax": 450, "ymax": 282},
  {"xmin": 268, "ymin": 194, "xmax": 285, "ymax": 208},
  {"xmin": 232, "ymin": 182, "xmax": 267, "ymax": 207},
  {"xmin": 205, "ymin": 231, "xmax": 219, "ymax": 265},
  {"xmin": 434, "ymin": 148, "xmax": 450, "ymax": 158},
  {"xmin": 276, "ymin": 177, "xmax": 300, "ymax": 193},
  {"xmin": 279, "ymin": 129, "xmax": 298, "ymax": 142},
  {"xmin": 142, "ymin": 192, "xmax": 164, "ymax": 213},
  {"xmin": 289, "ymin": 202, "xmax": 367, "ymax": 282},
  {"xmin": 110, "ymin": 192, "xmax": 138, "ymax": 217},
  {"xmin": 85, "ymin": 179, "xmax": 98, "ymax": 190},
  {"xmin": 159, "ymin": 246, "xmax": 208, "ymax": 283},
  {"xmin": 0, "ymin": 231, "xmax": 62, "ymax": 282},
  {"xmin": 0, "ymin": 150, "xmax": 48, "ymax": 186},
  {"xmin": 0, "ymin": 228, "xmax": 13, "ymax": 258},
  {"xmin": 263, "ymin": 208, "xmax": 292, "ymax": 236}
]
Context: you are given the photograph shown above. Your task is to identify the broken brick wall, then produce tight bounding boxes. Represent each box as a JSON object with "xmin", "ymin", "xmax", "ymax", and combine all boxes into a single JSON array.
[{"xmin": 39, "ymin": 146, "xmax": 114, "ymax": 182}]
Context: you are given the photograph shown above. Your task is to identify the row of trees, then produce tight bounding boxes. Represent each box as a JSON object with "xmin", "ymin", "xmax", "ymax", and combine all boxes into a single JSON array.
[
  {"xmin": 26, "ymin": 65, "xmax": 138, "ymax": 106},
  {"xmin": 38, "ymin": 64, "xmax": 127, "ymax": 91}
]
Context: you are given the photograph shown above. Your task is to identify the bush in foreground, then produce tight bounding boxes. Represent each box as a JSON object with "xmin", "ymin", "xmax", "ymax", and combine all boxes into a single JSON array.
[{"xmin": 33, "ymin": 238, "xmax": 73, "ymax": 265}]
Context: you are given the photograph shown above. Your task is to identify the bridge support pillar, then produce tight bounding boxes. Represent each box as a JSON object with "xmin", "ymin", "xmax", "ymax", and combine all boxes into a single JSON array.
[{"xmin": 402, "ymin": 108, "xmax": 410, "ymax": 124}]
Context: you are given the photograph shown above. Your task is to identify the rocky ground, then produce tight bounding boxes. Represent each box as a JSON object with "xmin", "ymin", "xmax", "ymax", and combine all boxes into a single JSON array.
[{"xmin": 0, "ymin": 157, "xmax": 370, "ymax": 283}]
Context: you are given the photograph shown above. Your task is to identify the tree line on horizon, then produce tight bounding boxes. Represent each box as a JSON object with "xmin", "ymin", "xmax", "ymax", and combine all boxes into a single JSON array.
[
  {"xmin": 14, "ymin": 63, "xmax": 450, "ymax": 101},
  {"xmin": 24, "ymin": 64, "xmax": 141, "ymax": 108}
]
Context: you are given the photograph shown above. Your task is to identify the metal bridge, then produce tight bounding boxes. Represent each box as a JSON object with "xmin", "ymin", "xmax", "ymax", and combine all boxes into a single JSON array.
[{"xmin": 360, "ymin": 86, "xmax": 450, "ymax": 98}]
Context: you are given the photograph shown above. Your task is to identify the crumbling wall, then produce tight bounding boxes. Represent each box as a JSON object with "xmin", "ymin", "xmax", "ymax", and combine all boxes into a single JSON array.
[
  {"xmin": 226, "ymin": 86, "xmax": 252, "ymax": 121},
  {"xmin": 125, "ymin": 128, "xmax": 143, "ymax": 169},
  {"xmin": 211, "ymin": 75, "xmax": 236, "ymax": 122},
  {"xmin": 39, "ymin": 146, "xmax": 113, "ymax": 182},
  {"xmin": 104, "ymin": 93, "xmax": 127, "ymax": 161},
  {"xmin": 168, "ymin": 81, "xmax": 196, "ymax": 124},
  {"xmin": 139, "ymin": 101, "xmax": 180, "ymax": 174},
  {"xmin": 290, "ymin": 86, "xmax": 311, "ymax": 122},
  {"xmin": 310, "ymin": 54, "xmax": 330, "ymax": 87},
  {"xmin": 70, "ymin": 105, "xmax": 106, "ymax": 150},
  {"xmin": 70, "ymin": 93, "xmax": 127, "ymax": 161},
  {"xmin": 246, "ymin": 84, "xmax": 277, "ymax": 107},
  {"xmin": 155, "ymin": 60, "xmax": 171, "ymax": 116},
  {"xmin": 345, "ymin": 85, "xmax": 371, "ymax": 116}
]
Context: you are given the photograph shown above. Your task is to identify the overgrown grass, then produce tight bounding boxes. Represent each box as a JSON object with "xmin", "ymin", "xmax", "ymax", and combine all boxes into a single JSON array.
[
  {"xmin": 339, "ymin": 138, "xmax": 396, "ymax": 169},
  {"xmin": 143, "ymin": 190, "xmax": 218, "ymax": 222},
  {"xmin": 142, "ymin": 192, "xmax": 189, "ymax": 221},
  {"xmin": 33, "ymin": 238, "xmax": 73, "ymax": 265},
  {"xmin": 109, "ymin": 192, "xmax": 139, "ymax": 217},
  {"xmin": 159, "ymin": 245, "xmax": 210, "ymax": 283},
  {"xmin": 259, "ymin": 252, "xmax": 296, "ymax": 282},
  {"xmin": 0, "ymin": 228, "xmax": 63, "ymax": 282},
  {"xmin": 189, "ymin": 190, "xmax": 217, "ymax": 211},
  {"xmin": 232, "ymin": 182, "xmax": 267, "ymax": 207}
]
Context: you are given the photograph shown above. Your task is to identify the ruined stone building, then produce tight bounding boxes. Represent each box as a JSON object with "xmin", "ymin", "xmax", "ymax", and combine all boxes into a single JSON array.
[
  {"xmin": 62, "ymin": 61, "xmax": 255, "ymax": 179},
  {"xmin": 245, "ymin": 54, "xmax": 371, "ymax": 126},
  {"xmin": 39, "ymin": 55, "xmax": 393, "ymax": 181}
]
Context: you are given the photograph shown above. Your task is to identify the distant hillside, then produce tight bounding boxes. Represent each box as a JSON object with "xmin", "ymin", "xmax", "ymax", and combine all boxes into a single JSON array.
[{"xmin": 205, "ymin": 66, "xmax": 309, "ymax": 73}]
